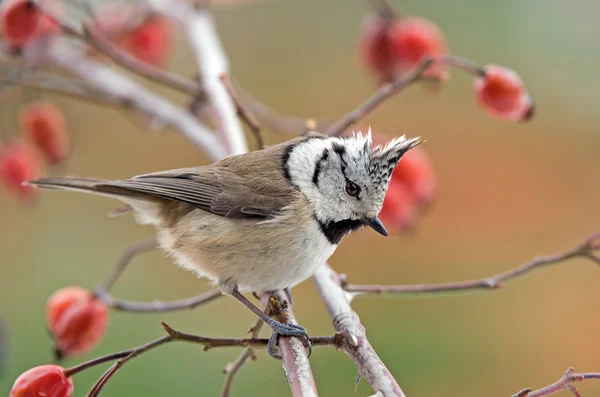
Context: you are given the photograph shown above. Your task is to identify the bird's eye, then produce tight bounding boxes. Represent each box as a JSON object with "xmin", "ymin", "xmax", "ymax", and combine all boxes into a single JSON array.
[{"xmin": 345, "ymin": 181, "xmax": 360, "ymax": 197}]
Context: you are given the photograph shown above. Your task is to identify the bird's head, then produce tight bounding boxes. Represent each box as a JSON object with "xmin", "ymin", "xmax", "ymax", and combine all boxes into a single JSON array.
[{"xmin": 284, "ymin": 129, "xmax": 422, "ymax": 243}]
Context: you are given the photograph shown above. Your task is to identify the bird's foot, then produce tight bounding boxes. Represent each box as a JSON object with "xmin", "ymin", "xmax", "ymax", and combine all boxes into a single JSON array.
[{"xmin": 264, "ymin": 318, "xmax": 311, "ymax": 359}]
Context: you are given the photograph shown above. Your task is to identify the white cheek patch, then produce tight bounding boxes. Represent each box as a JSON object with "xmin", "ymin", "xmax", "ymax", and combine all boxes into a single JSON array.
[{"xmin": 287, "ymin": 138, "xmax": 329, "ymax": 193}]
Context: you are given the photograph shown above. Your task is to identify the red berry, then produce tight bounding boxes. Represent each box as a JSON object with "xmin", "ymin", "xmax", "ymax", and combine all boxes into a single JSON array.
[
  {"xmin": 0, "ymin": 0, "xmax": 60, "ymax": 49},
  {"xmin": 379, "ymin": 179, "xmax": 416, "ymax": 232},
  {"xmin": 360, "ymin": 15, "xmax": 448, "ymax": 82},
  {"xmin": 20, "ymin": 101, "xmax": 69, "ymax": 165},
  {"xmin": 474, "ymin": 64, "xmax": 533, "ymax": 121},
  {"xmin": 10, "ymin": 365, "xmax": 73, "ymax": 397},
  {"xmin": 392, "ymin": 146, "xmax": 436, "ymax": 205},
  {"xmin": 117, "ymin": 16, "xmax": 173, "ymax": 67},
  {"xmin": 47, "ymin": 287, "xmax": 108, "ymax": 358},
  {"xmin": 0, "ymin": 142, "xmax": 43, "ymax": 200}
]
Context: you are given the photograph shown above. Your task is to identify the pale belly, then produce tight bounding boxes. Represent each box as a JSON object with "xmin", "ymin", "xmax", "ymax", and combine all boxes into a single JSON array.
[{"xmin": 158, "ymin": 208, "xmax": 337, "ymax": 293}]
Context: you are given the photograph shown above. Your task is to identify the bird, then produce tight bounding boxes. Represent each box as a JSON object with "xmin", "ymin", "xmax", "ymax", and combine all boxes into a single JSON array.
[{"xmin": 27, "ymin": 130, "xmax": 421, "ymax": 358}]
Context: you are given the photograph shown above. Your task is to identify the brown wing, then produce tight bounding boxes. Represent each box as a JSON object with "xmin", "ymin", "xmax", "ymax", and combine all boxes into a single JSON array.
[{"xmin": 105, "ymin": 137, "xmax": 304, "ymax": 219}]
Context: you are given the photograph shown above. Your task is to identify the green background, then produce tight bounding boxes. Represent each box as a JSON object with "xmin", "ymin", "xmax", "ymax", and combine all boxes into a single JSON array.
[{"xmin": 2, "ymin": 0, "xmax": 600, "ymax": 395}]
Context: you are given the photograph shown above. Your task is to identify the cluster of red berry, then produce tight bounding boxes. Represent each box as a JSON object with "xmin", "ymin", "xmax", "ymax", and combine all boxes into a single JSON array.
[
  {"xmin": 359, "ymin": 12, "xmax": 533, "ymax": 122},
  {"xmin": 358, "ymin": 12, "xmax": 532, "ymax": 230},
  {"xmin": 5, "ymin": 3, "xmax": 535, "ymax": 397},
  {"xmin": 10, "ymin": 287, "xmax": 108, "ymax": 397},
  {"xmin": 0, "ymin": 101, "xmax": 69, "ymax": 200},
  {"xmin": 0, "ymin": 0, "xmax": 174, "ymax": 202}
]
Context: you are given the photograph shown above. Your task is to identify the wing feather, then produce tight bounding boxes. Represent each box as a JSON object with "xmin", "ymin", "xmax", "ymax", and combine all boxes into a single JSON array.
[{"xmin": 97, "ymin": 138, "xmax": 303, "ymax": 219}]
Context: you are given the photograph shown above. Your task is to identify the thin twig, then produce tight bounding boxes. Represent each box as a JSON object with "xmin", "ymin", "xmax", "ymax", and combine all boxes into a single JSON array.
[
  {"xmin": 219, "ymin": 73, "xmax": 264, "ymax": 149},
  {"xmin": 344, "ymin": 232, "xmax": 600, "ymax": 297},
  {"xmin": 324, "ymin": 55, "xmax": 486, "ymax": 136},
  {"xmin": 368, "ymin": 0, "xmax": 397, "ymax": 19},
  {"xmin": 92, "ymin": 237, "xmax": 224, "ymax": 313},
  {"xmin": 82, "ymin": 24, "xmax": 202, "ymax": 96},
  {"xmin": 221, "ymin": 306, "xmax": 268, "ymax": 397},
  {"xmin": 94, "ymin": 287, "xmax": 223, "ymax": 313},
  {"xmin": 237, "ymin": 84, "xmax": 332, "ymax": 135},
  {"xmin": 38, "ymin": 1, "xmax": 201, "ymax": 96},
  {"xmin": 515, "ymin": 367, "xmax": 600, "ymax": 397},
  {"xmin": 261, "ymin": 291, "xmax": 319, "ymax": 397},
  {"xmin": 100, "ymin": 238, "xmax": 157, "ymax": 291},
  {"xmin": 0, "ymin": 66, "xmax": 125, "ymax": 105},
  {"xmin": 312, "ymin": 264, "xmax": 406, "ymax": 397}
]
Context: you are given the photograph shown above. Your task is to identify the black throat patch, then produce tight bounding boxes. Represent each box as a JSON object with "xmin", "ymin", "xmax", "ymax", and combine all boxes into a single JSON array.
[{"xmin": 317, "ymin": 217, "xmax": 364, "ymax": 245}]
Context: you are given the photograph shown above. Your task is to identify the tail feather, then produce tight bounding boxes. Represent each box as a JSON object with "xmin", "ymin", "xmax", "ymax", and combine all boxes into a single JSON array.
[
  {"xmin": 27, "ymin": 177, "xmax": 163, "ymax": 225},
  {"xmin": 27, "ymin": 177, "xmax": 153, "ymax": 200}
]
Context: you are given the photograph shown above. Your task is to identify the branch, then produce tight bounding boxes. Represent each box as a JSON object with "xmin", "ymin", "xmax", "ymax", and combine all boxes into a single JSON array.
[
  {"xmin": 94, "ymin": 287, "xmax": 223, "ymax": 313},
  {"xmin": 324, "ymin": 55, "xmax": 486, "ymax": 137},
  {"xmin": 260, "ymin": 291, "xmax": 319, "ymax": 397},
  {"xmin": 59, "ymin": 322, "xmax": 335, "ymax": 397},
  {"xmin": 152, "ymin": 2, "xmax": 247, "ymax": 155},
  {"xmin": 343, "ymin": 232, "xmax": 600, "ymax": 297},
  {"xmin": 38, "ymin": 3, "xmax": 201, "ymax": 97},
  {"xmin": 0, "ymin": 66, "xmax": 127, "ymax": 106},
  {"xmin": 82, "ymin": 23, "xmax": 200, "ymax": 96},
  {"xmin": 31, "ymin": 37, "xmax": 227, "ymax": 160},
  {"xmin": 237, "ymin": 83, "xmax": 331, "ymax": 135},
  {"xmin": 93, "ymin": 239, "xmax": 224, "ymax": 313},
  {"xmin": 514, "ymin": 367, "xmax": 600, "ymax": 397},
  {"xmin": 219, "ymin": 73, "xmax": 264, "ymax": 149},
  {"xmin": 221, "ymin": 312, "xmax": 266, "ymax": 397},
  {"xmin": 100, "ymin": 238, "xmax": 157, "ymax": 291},
  {"xmin": 312, "ymin": 264, "xmax": 406, "ymax": 397}
]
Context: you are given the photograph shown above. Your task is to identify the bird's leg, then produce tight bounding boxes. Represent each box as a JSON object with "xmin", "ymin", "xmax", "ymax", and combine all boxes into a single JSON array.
[
  {"xmin": 228, "ymin": 288, "xmax": 310, "ymax": 359},
  {"xmin": 284, "ymin": 287, "xmax": 293, "ymax": 305}
]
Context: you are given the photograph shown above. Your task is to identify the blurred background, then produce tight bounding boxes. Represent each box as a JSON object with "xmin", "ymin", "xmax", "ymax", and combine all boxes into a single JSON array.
[{"xmin": 2, "ymin": 0, "xmax": 600, "ymax": 395}]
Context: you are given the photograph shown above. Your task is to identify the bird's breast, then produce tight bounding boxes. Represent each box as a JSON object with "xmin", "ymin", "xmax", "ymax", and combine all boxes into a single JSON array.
[{"xmin": 159, "ymin": 206, "xmax": 338, "ymax": 293}]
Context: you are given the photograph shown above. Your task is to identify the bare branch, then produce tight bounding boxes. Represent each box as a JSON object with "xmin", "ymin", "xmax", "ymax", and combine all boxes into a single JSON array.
[
  {"xmin": 89, "ymin": 238, "xmax": 224, "ymax": 312},
  {"xmin": 148, "ymin": 2, "xmax": 247, "ymax": 154},
  {"xmin": 32, "ymin": 38, "xmax": 227, "ymax": 160},
  {"xmin": 0, "ymin": 66, "xmax": 126, "ymax": 105},
  {"xmin": 60, "ymin": 322, "xmax": 335, "ymax": 397},
  {"xmin": 344, "ymin": 232, "xmax": 600, "ymax": 297},
  {"xmin": 94, "ymin": 287, "xmax": 224, "ymax": 313},
  {"xmin": 221, "ymin": 312, "xmax": 267, "ymax": 397},
  {"xmin": 313, "ymin": 264, "xmax": 406, "ymax": 397},
  {"xmin": 236, "ymin": 83, "xmax": 332, "ymax": 135},
  {"xmin": 219, "ymin": 73, "xmax": 264, "ymax": 149},
  {"xmin": 515, "ymin": 367, "xmax": 600, "ymax": 397},
  {"xmin": 100, "ymin": 238, "xmax": 157, "ymax": 291},
  {"xmin": 260, "ymin": 290, "xmax": 319, "ymax": 397},
  {"xmin": 82, "ymin": 23, "xmax": 201, "ymax": 95},
  {"xmin": 324, "ymin": 55, "xmax": 486, "ymax": 137}
]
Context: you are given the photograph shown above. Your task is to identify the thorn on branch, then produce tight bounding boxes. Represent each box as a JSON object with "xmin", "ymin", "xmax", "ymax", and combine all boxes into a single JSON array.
[
  {"xmin": 160, "ymin": 322, "xmax": 176, "ymax": 337},
  {"xmin": 354, "ymin": 372, "xmax": 362, "ymax": 391}
]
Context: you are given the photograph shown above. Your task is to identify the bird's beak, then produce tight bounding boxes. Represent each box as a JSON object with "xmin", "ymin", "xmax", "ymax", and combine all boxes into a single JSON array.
[{"xmin": 362, "ymin": 217, "xmax": 388, "ymax": 237}]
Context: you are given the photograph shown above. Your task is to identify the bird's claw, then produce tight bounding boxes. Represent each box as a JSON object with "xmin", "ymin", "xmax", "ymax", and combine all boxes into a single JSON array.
[{"xmin": 265, "ymin": 319, "xmax": 312, "ymax": 359}]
